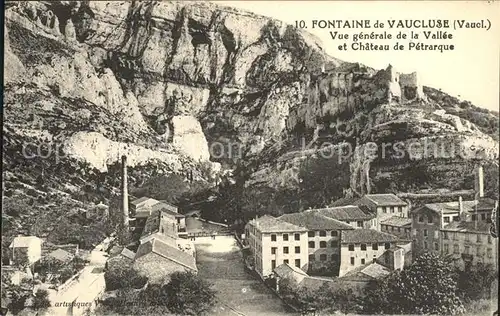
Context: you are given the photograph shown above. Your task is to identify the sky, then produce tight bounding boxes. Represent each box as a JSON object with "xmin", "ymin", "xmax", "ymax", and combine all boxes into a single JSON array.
[{"xmin": 215, "ymin": 1, "xmax": 500, "ymax": 112}]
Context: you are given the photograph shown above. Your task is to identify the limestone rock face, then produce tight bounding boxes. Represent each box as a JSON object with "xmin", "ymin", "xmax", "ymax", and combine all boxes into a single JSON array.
[{"xmin": 3, "ymin": 0, "xmax": 499, "ymax": 205}]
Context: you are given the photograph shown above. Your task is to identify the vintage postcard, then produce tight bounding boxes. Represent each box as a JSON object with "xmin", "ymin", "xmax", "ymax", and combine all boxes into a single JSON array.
[{"xmin": 2, "ymin": 1, "xmax": 499, "ymax": 315}]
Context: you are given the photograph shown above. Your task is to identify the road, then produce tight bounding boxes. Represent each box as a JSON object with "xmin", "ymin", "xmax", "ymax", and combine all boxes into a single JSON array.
[{"xmin": 194, "ymin": 236, "xmax": 297, "ymax": 316}]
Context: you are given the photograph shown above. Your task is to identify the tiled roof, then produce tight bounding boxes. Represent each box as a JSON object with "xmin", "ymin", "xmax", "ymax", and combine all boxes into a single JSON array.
[
  {"xmin": 424, "ymin": 198, "xmax": 496, "ymax": 215},
  {"xmin": 313, "ymin": 206, "xmax": 375, "ymax": 221},
  {"xmin": 359, "ymin": 262, "xmax": 391, "ymax": 279},
  {"xmin": 46, "ymin": 248, "xmax": 73, "ymax": 262},
  {"xmin": 278, "ymin": 212, "xmax": 354, "ymax": 231},
  {"xmin": 251, "ymin": 215, "xmax": 308, "ymax": 233},
  {"xmin": 442, "ymin": 220, "xmax": 492, "ymax": 234},
  {"xmin": 274, "ymin": 263, "xmax": 308, "ymax": 278},
  {"xmin": 152, "ymin": 201, "xmax": 179, "ymax": 214},
  {"xmin": 131, "ymin": 196, "xmax": 157, "ymax": 205},
  {"xmin": 341, "ymin": 229, "xmax": 401, "ymax": 244},
  {"xmin": 9, "ymin": 236, "xmax": 41, "ymax": 248},
  {"xmin": 120, "ymin": 248, "xmax": 136, "ymax": 260},
  {"xmin": 380, "ymin": 216, "xmax": 412, "ymax": 227},
  {"xmin": 135, "ymin": 238, "xmax": 197, "ymax": 271},
  {"xmin": 363, "ymin": 194, "xmax": 407, "ymax": 206}
]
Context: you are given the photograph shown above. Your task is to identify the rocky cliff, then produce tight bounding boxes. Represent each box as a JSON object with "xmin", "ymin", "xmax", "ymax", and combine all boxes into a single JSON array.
[{"xmin": 3, "ymin": 1, "xmax": 499, "ymax": 224}]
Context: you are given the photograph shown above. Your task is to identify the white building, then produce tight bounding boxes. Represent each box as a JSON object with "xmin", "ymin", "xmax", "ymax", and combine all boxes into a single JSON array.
[{"xmin": 8, "ymin": 236, "xmax": 43, "ymax": 265}]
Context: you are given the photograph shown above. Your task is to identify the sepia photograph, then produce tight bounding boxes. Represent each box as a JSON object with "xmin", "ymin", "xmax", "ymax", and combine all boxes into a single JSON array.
[{"xmin": 2, "ymin": 1, "xmax": 499, "ymax": 315}]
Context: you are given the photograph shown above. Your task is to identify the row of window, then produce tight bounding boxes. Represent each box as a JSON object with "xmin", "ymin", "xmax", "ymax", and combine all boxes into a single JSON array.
[
  {"xmin": 271, "ymin": 259, "xmax": 300, "ymax": 269},
  {"xmin": 309, "ymin": 253, "xmax": 339, "ymax": 262},
  {"xmin": 381, "ymin": 206, "xmax": 404, "ymax": 214},
  {"xmin": 381, "ymin": 225, "xmax": 410, "ymax": 233},
  {"xmin": 348, "ymin": 243, "xmax": 390, "ymax": 251},
  {"xmin": 442, "ymin": 244, "xmax": 494, "ymax": 258},
  {"xmin": 271, "ymin": 233, "xmax": 301, "ymax": 242},
  {"xmin": 308, "ymin": 230, "xmax": 339, "ymax": 237},
  {"xmin": 271, "ymin": 246, "xmax": 301, "ymax": 254},
  {"xmin": 443, "ymin": 231, "xmax": 493, "ymax": 243},
  {"xmin": 309, "ymin": 240, "xmax": 338, "ymax": 248},
  {"xmin": 350, "ymin": 257, "xmax": 367, "ymax": 265}
]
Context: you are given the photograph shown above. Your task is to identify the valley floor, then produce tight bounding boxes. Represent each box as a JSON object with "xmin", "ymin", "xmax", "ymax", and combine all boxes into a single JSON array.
[{"xmin": 194, "ymin": 236, "xmax": 297, "ymax": 316}]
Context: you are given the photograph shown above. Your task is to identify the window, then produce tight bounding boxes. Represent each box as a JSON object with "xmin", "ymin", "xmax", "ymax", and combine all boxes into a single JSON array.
[
  {"xmin": 465, "ymin": 233, "xmax": 470, "ymax": 241},
  {"xmin": 397, "ymin": 227, "xmax": 401, "ymax": 232},
  {"xmin": 476, "ymin": 247, "xmax": 482, "ymax": 257},
  {"xmin": 271, "ymin": 247, "xmax": 277, "ymax": 255},
  {"xmin": 294, "ymin": 234, "xmax": 300, "ymax": 241},
  {"xmin": 308, "ymin": 231, "xmax": 315, "ymax": 237},
  {"xmin": 418, "ymin": 215, "xmax": 424, "ymax": 223},
  {"xmin": 428, "ymin": 216, "xmax": 433, "ymax": 224},
  {"xmin": 444, "ymin": 217, "xmax": 450, "ymax": 223},
  {"xmin": 320, "ymin": 254, "xmax": 327, "ymax": 261},
  {"xmin": 464, "ymin": 245, "xmax": 470, "ymax": 255},
  {"xmin": 391, "ymin": 226, "xmax": 394, "ymax": 232},
  {"xmin": 487, "ymin": 248, "xmax": 492, "ymax": 258},
  {"xmin": 161, "ymin": 227, "xmax": 164, "ymax": 233},
  {"xmin": 434, "ymin": 243, "xmax": 439, "ymax": 251},
  {"xmin": 383, "ymin": 207, "xmax": 387, "ymax": 213},
  {"xmin": 453, "ymin": 216, "xmax": 460, "ymax": 221},
  {"xmin": 284, "ymin": 259, "xmax": 289, "ymax": 264},
  {"xmin": 477, "ymin": 234, "xmax": 481, "ymax": 243},
  {"xmin": 271, "ymin": 234, "xmax": 276, "ymax": 242},
  {"xmin": 283, "ymin": 247, "xmax": 289, "ymax": 254},
  {"xmin": 481, "ymin": 213, "xmax": 486, "ymax": 220},
  {"xmin": 412, "ymin": 229, "xmax": 417, "ymax": 237},
  {"xmin": 361, "ymin": 244, "xmax": 367, "ymax": 251},
  {"xmin": 295, "ymin": 259, "xmax": 301, "ymax": 268},
  {"xmin": 320, "ymin": 241, "xmax": 327, "ymax": 248},
  {"xmin": 283, "ymin": 234, "xmax": 289, "ymax": 241},
  {"xmin": 331, "ymin": 231, "xmax": 338, "ymax": 237},
  {"xmin": 346, "ymin": 221, "xmax": 350, "ymax": 225},
  {"xmin": 357, "ymin": 221, "xmax": 363, "ymax": 228},
  {"xmin": 424, "ymin": 229, "xmax": 428, "ymax": 237},
  {"xmin": 390, "ymin": 206, "xmax": 395, "ymax": 213},
  {"xmin": 424, "ymin": 241, "xmax": 428, "ymax": 249},
  {"xmin": 444, "ymin": 244, "xmax": 449, "ymax": 253},
  {"xmin": 319, "ymin": 231, "xmax": 326, "ymax": 237},
  {"xmin": 331, "ymin": 254, "xmax": 339, "ymax": 262},
  {"xmin": 361, "ymin": 258, "xmax": 365, "ymax": 264},
  {"xmin": 443, "ymin": 231, "xmax": 449, "ymax": 240},
  {"xmin": 434, "ymin": 231, "xmax": 439, "ymax": 239},
  {"xmin": 372, "ymin": 243, "xmax": 378, "ymax": 250},
  {"xmin": 453, "ymin": 232, "xmax": 458, "ymax": 240},
  {"xmin": 385, "ymin": 243, "xmax": 391, "ymax": 250},
  {"xmin": 295, "ymin": 246, "xmax": 300, "ymax": 254},
  {"xmin": 453, "ymin": 244, "xmax": 459, "ymax": 254},
  {"xmin": 309, "ymin": 254, "xmax": 315, "ymax": 262},
  {"xmin": 348, "ymin": 244, "xmax": 355, "ymax": 251},
  {"xmin": 272, "ymin": 260, "xmax": 276, "ymax": 270},
  {"xmin": 331, "ymin": 241, "xmax": 338, "ymax": 247},
  {"xmin": 488, "ymin": 235, "xmax": 492, "ymax": 244},
  {"xmin": 308, "ymin": 241, "xmax": 315, "ymax": 248},
  {"xmin": 350, "ymin": 257, "xmax": 355, "ymax": 265},
  {"xmin": 472, "ymin": 215, "xmax": 477, "ymax": 221}
]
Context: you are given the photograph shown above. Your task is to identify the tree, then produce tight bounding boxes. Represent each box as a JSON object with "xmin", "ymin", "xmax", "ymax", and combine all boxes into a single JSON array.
[
  {"xmin": 363, "ymin": 253, "xmax": 466, "ymax": 315},
  {"xmin": 104, "ymin": 266, "xmax": 147, "ymax": 291},
  {"xmin": 33, "ymin": 289, "xmax": 51, "ymax": 309},
  {"xmin": 163, "ymin": 271, "xmax": 217, "ymax": 315},
  {"xmin": 455, "ymin": 262, "xmax": 498, "ymax": 302}
]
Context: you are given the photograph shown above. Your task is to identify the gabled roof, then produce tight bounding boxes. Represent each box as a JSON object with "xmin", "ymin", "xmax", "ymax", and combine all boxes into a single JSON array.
[
  {"xmin": 131, "ymin": 197, "xmax": 158, "ymax": 205},
  {"xmin": 250, "ymin": 215, "xmax": 308, "ymax": 233},
  {"xmin": 442, "ymin": 220, "xmax": 492, "ymax": 234},
  {"xmin": 46, "ymin": 248, "xmax": 73, "ymax": 262},
  {"xmin": 359, "ymin": 262, "xmax": 391, "ymax": 279},
  {"xmin": 341, "ymin": 229, "xmax": 402, "ymax": 244},
  {"xmin": 135, "ymin": 238, "xmax": 197, "ymax": 271},
  {"xmin": 422, "ymin": 198, "xmax": 497, "ymax": 215},
  {"xmin": 151, "ymin": 201, "xmax": 179, "ymax": 214},
  {"xmin": 313, "ymin": 205, "xmax": 375, "ymax": 221},
  {"xmin": 278, "ymin": 211, "xmax": 354, "ymax": 231},
  {"xmin": 274, "ymin": 263, "xmax": 308, "ymax": 278},
  {"xmin": 9, "ymin": 236, "xmax": 42, "ymax": 248},
  {"xmin": 120, "ymin": 248, "xmax": 136, "ymax": 260},
  {"xmin": 362, "ymin": 194, "xmax": 407, "ymax": 206},
  {"xmin": 380, "ymin": 216, "xmax": 412, "ymax": 227}
]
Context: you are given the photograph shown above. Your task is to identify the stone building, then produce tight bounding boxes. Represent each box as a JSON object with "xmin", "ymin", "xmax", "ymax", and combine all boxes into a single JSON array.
[
  {"xmin": 355, "ymin": 194, "xmax": 408, "ymax": 230},
  {"xmin": 312, "ymin": 205, "xmax": 377, "ymax": 230}
]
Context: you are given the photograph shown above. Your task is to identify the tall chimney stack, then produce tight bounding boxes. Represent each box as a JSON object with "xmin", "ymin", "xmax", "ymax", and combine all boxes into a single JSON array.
[
  {"xmin": 121, "ymin": 155, "xmax": 129, "ymax": 228},
  {"xmin": 458, "ymin": 196, "xmax": 464, "ymax": 214},
  {"xmin": 474, "ymin": 165, "xmax": 484, "ymax": 199}
]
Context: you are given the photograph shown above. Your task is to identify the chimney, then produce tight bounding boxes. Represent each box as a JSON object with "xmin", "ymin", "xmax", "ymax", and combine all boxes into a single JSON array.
[
  {"xmin": 474, "ymin": 165, "xmax": 484, "ymax": 199},
  {"xmin": 121, "ymin": 155, "xmax": 129, "ymax": 228},
  {"xmin": 458, "ymin": 196, "xmax": 463, "ymax": 214}
]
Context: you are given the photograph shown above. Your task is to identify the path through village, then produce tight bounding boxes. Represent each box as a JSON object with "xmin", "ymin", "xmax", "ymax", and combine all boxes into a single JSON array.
[{"xmin": 194, "ymin": 236, "xmax": 297, "ymax": 316}]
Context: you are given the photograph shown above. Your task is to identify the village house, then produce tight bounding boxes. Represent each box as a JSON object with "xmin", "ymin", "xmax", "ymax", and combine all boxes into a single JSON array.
[
  {"xmin": 441, "ymin": 220, "xmax": 497, "ymax": 270},
  {"xmin": 380, "ymin": 216, "xmax": 412, "ymax": 239},
  {"xmin": 130, "ymin": 197, "xmax": 186, "ymax": 234},
  {"xmin": 338, "ymin": 229, "xmax": 411, "ymax": 277},
  {"xmin": 278, "ymin": 211, "xmax": 354, "ymax": 275},
  {"xmin": 8, "ymin": 236, "xmax": 43, "ymax": 266},
  {"xmin": 355, "ymin": 194, "xmax": 408, "ymax": 230},
  {"xmin": 312, "ymin": 205, "xmax": 377, "ymax": 229},
  {"xmin": 411, "ymin": 197, "xmax": 497, "ymax": 258},
  {"xmin": 245, "ymin": 215, "xmax": 309, "ymax": 279}
]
